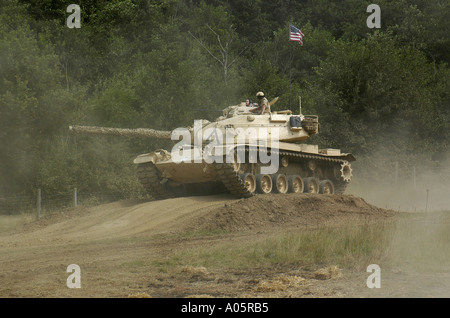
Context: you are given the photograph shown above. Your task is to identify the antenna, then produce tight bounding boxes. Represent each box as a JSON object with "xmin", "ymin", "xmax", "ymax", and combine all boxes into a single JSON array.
[{"xmin": 299, "ymin": 95, "xmax": 302, "ymax": 115}]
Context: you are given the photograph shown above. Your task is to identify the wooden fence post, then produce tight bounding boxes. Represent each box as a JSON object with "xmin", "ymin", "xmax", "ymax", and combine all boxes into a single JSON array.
[
  {"xmin": 395, "ymin": 161, "xmax": 398, "ymax": 186},
  {"xmin": 74, "ymin": 188, "xmax": 78, "ymax": 207},
  {"xmin": 37, "ymin": 189, "xmax": 41, "ymax": 220}
]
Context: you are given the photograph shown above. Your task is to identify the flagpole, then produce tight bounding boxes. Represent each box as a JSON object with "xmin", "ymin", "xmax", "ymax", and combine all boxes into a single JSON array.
[
  {"xmin": 289, "ymin": 51, "xmax": 293, "ymax": 109},
  {"xmin": 289, "ymin": 23, "xmax": 293, "ymax": 109},
  {"xmin": 289, "ymin": 22, "xmax": 303, "ymax": 109}
]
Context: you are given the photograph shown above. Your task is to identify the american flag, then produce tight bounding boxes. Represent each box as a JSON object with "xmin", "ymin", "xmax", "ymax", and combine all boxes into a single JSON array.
[{"xmin": 289, "ymin": 24, "xmax": 304, "ymax": 45}]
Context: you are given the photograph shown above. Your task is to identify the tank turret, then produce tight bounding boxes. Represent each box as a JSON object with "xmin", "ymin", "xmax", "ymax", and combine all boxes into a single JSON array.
[{"xmin": 70, "ymin": 100, "xmax": 355, "ymax": 200}]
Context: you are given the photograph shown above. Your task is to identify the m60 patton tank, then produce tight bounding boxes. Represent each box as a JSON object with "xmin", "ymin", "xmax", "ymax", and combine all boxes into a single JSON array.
[{"xmin": 69, "ymin": 100, "xmax": 355, "ymax": 200}]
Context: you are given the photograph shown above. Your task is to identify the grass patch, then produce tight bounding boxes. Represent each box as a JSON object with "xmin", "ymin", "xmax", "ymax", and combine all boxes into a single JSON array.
[
  {"xmin": 155, "ymin": 221, "xmax": 396, "ymax": 271},
  {"xmin": 120, "ymin": 260, "xmax": 149, "ymax": 268},
  {"xmin": 155, "ymin": 213, "xmax": 450, "ymax": 273},
  {"xmin": 251, "ymin": 223, "xmax": 393, "ymax": 269},
  {"xmin": 387, "ymin": 212, "xmax": 450, "ymax": 271}
]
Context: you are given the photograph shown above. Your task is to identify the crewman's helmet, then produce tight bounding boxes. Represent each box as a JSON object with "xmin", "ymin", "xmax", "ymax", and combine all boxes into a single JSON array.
[{"xmin": 256, "ymin": 91, "xmax": 265, "ymax": 98}]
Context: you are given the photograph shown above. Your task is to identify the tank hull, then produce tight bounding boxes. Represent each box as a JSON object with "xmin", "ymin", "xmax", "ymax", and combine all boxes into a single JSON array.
[{"xmin": 134, "ymin": 142, "xmax": 355, "ymax": 200}]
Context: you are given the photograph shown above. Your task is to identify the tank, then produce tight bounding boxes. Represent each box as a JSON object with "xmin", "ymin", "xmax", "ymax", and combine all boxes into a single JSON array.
[{"xmin": 69, "ymin": 99, "xmax": 355, "ymax": 200}]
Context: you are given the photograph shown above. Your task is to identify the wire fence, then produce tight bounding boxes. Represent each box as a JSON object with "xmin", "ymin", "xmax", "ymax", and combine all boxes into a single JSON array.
[
  {"xmin": 1, "ymin": 160, "xmax": 449, "ymax": 217},
  {"xmin": 0, "ymin": 189, "xmax": 128, "ymax": 218},
  {"xmin": 349, "ymin": 159, "xmax": 450, "ymax": 212}
]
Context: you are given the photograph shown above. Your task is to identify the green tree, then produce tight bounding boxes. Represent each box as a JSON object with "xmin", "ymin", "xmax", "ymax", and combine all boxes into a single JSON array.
[
  {"xmin": 0, "ymin": 0, "xmax": 73, "ymax": 195},
  {"xmin": 309, "ymin": 31, "xmax": 448, "ymax": 157}
]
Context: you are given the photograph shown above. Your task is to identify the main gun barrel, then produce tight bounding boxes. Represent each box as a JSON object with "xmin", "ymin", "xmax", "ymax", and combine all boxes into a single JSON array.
[{"xmin": 69, "ymin": 125, "xmax": 173, "ymax": 140}]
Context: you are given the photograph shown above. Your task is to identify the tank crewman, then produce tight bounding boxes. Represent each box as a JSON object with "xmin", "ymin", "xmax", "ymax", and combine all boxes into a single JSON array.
[
  {"xmin": 245, "ymin": 99, "xmax": 256, "ymax": 107},
  {"xmin": 251, "ymin": 91, "xmax": 270, "ymax": 114}
]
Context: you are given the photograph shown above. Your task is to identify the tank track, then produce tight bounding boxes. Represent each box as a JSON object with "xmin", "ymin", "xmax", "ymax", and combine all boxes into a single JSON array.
[
  {"xmin": 213, "ymin": 147, "xmax": 349, "ymax": 196},
  {"xmin": 274, "ymin": 149, "xmax": 349, "ymax": 194},
  {"xmin": 136, "ymin": 162, "xmax": 174, "ymax": 200},
  {"xmin": 213, "ymin": 162, "xmax": 255, "ymax": 198}
]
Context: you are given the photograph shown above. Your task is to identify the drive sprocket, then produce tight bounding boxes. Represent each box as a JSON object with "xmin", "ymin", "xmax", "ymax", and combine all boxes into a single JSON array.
[{"xmin": 339, "ymin": 161, "xmax": 353, "ymax": 182}]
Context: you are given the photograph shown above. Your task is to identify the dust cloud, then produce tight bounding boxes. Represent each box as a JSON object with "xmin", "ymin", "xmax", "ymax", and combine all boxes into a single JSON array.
[
  {"xmin": 346, "ymin": 149, "xmax": 450, "ymax": 297},
  {"xmin": 347, "ymin": 154, "xmax": 450, "ymax": 213}
]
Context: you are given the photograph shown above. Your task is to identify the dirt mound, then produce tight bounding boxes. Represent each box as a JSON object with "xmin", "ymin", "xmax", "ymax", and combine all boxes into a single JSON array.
[
  {"xmin": 191, "ymin": 193, "xmax": 398, "ymax": 232},
  {"xmin": 0, "ymin": 195, "xmax": 235, "ymax": 247}
]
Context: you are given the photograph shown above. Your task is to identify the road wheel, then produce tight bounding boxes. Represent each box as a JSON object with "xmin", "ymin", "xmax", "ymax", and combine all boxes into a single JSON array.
[
  {"xmin": 319, "ymin": 179, "xmax": 335, "ymax": 194},
  {"xmin": 240, "ymin": 173, "xmax": 256, "ymax": 193},
  {"xmin": 271, "ymin": 174, "xmax": 288, "ymax": 194},
  {"xmin": 288, "ymin": 175, "xmax": 304, "ymax": 193},
  {"xmin": 231, "ymin": 151, "xmax": 241, "ymax": 172},
  {"xmin": 256, "ymin": 174, "xmax": 273, "ymax": 194},
  {"xmin": 303, "ymin": 177, "xmax": 319, "ymax": 193}
]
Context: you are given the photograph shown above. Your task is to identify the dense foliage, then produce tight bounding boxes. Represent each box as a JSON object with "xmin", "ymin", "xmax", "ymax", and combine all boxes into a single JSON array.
[{"xmin": 1, "ymin": 0, "xmax": 448, "ymax": 199}]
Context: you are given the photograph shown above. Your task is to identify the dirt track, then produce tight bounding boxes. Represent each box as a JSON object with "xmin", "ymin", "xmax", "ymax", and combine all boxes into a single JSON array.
[{"xmin": 0, "ymin": 193, "xmax": 449, "ymax": 298}]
